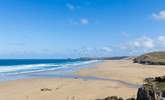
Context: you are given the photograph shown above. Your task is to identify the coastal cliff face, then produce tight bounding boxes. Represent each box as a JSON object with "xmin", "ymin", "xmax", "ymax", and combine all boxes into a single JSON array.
[{"xmin": 133, "ymin": 51, "xmax": 165, "ymax": 65}]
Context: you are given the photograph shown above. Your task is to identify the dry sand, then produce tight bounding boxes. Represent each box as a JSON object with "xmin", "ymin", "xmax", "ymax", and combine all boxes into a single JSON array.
[{"xmin": 0, "ymin": 60, "xmax": 165, "ymax": 100}]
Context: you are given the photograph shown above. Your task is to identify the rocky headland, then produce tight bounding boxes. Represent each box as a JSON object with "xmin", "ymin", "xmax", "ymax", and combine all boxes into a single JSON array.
[{"xmin": 133, "ymin": 51, "xmax": 165, "ymax": 65}]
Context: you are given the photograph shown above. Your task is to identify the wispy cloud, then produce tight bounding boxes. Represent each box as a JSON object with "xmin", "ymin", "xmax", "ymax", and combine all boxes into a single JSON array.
[
  {"xmin": 80, "ymin": 18, "xmax": 89, "ymax": 25},
  {"xmin": 119, "ymin": 36, "xmax": 156, "ymax": 55},
  {"xmin": 101, "ymin": 47, "xmax": 112, "ymax": 52},
  {"xmin": 69, "ymin": 18, "xmax": 90, "ymax": 25},
  {"xmin": 71, "ymin": 36, "xmax": 164, "ymax": 57},
  {"xmin": 66, "ymin": 3, "xmax": 76, "ymax": 11},
  {"xmin": 133, "ymin": 37, "xmax": 155, "ymax": 49},
  {"xmin": 158, "ymin": 36, "xmax": 165, "ymax": 45},
  {"xmin": 119, "ymin": 35, "xmax": 165, "ymax": 55},
  {"xmin": 152, "ymin": 10, "xmax": 165, "ymax": 21},
  {"xmin": 66, "ymin": 1, "xmax": 91, "ymax": 11},
  {"xmin": 71, "ymin": 46, "xmax": 113, "ymax": 57}
]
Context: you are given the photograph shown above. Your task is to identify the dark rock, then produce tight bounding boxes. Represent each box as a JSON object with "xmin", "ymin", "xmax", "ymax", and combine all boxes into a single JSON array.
[
  {"xmin": 137, "ymin": 86, "xmax": 155, "ymax": 100},
  {"xmin": 155, "ymin": 76, "xmax": 165, "ymax": 82},
  {"xmin": 96, "ymin": 96, "xmax": 123, "ymax": 100},
  {"xmin": 161, "ymin": 90, "xmax": 165, "ymax": 98},
  {"xmin": 126, "ymin": 98, "xmax": 136, "ymax": 100},
  {"xmin": 144, "ymin": 77, "xmax": 155, "ymax": 84}
]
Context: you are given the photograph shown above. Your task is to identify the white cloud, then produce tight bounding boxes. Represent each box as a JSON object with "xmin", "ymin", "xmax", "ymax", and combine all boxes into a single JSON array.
[
  {"xmin": 120, "ymin": 36, "xmax": 155, "ymax": 51},
  {"xmin": 152, "ymin": 10, "xmax": 165, "ymax": 21},
  {"xmin": 158, "ymin": 36, "xmax": 165, "ymax": 45},
  {"xmin": 134, "ymin": 37, "xmax": 155, "ymax": 49},
  {"xmin": 118, "ymin": 36, "xmax": 156, "ymax": 56},
  {"xmin": 80, "ymin": 18, "xmax": 89, "ymax": 25},
  {"xmin": 101, "ymin": 47, "xmax": 112, "ymax": 52},
  {"xmin": 71, "ymin": 35, "xmax": 165, "ymax": 57},
  {"xmin": 66, "ymin": 3, "xmax": 76, "ymax": 11}
]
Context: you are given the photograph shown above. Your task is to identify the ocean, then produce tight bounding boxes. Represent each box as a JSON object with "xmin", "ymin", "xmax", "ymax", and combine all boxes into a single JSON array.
[
  {"xmin": 0, "ymin": 59, "xmax": 98, "ymax": 75},
  {"xmin": 0, "ymin": 59, "xmax": 99, "ymax": 82}
]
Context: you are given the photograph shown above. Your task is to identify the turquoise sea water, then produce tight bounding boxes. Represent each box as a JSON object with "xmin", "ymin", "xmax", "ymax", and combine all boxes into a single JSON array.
[
  {"xmin": 0, "ymin": 59, "xmax": 99, "ymax": 82},
  {"xmin": 0, "ymin": 59, "xmax": 141, "ymax": 88},
  {"xmin": 0, "ymin": 59, "xmax": 99, "ymax": 75}
]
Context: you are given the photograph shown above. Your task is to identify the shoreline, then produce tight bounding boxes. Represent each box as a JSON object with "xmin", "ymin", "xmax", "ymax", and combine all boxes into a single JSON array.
[
  {"xmin": 0, "ymin": 60, "xmax": 165, "ymax": 100},
  {"xmin": 0, "ymin": 60, "xmax": 101, "ymax": 82}
]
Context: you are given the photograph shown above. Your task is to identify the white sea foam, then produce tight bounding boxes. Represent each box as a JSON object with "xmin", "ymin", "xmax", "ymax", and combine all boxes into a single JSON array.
[
  {"xmin": 0, "ymin": 64, "xmax": 59, "ymax": 73},
  {"xmin": 0, "ymin": 60, "xmax": 99, "ymax": 75}
]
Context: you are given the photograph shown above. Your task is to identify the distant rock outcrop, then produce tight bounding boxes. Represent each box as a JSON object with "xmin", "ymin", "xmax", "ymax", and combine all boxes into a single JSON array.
[{"xmin": 133, "ymin": 51, "xmax": 165, "ymax": 65}]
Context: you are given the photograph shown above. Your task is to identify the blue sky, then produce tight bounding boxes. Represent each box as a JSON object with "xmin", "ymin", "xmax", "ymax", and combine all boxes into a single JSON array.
[{"xmin": 0, "ymin": 0, "xmax": 165, "ymax": 58}]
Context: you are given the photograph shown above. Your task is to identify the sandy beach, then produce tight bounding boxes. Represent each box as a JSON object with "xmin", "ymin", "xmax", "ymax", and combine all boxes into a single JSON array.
[{"xmin": 0, "ymin": 60, "xmax": 165, "ymax": 100}]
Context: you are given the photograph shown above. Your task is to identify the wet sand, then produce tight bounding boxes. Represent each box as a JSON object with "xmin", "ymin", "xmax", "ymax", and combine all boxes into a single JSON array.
[{"xmin": 76, "ymin": 60, "xmax": 165, "ymax": 84}]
